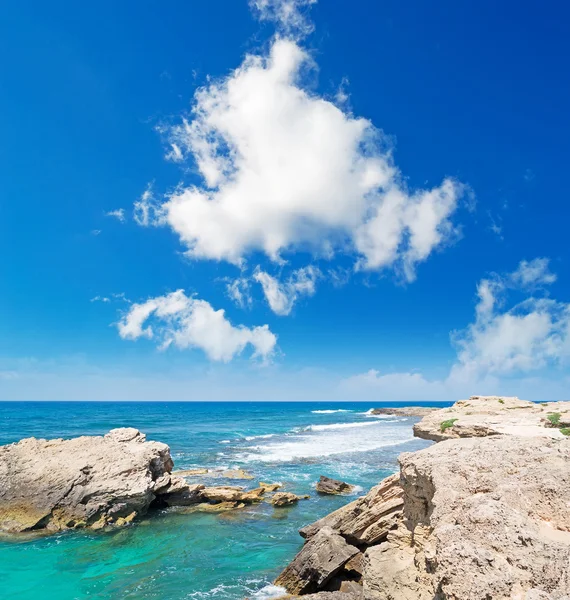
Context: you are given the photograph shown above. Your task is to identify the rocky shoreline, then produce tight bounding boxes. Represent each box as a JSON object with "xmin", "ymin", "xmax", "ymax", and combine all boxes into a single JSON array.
[
  {"xmin": 273, "ymin": 396, "xmax": 570, "ymax": 600},
  {"xmin": 2, "ymin": 397, "xmax": 569, "ymax": 599},
  {"xmin": 0, "ymin": 428, "xmax": 295, "ymax": 534}
]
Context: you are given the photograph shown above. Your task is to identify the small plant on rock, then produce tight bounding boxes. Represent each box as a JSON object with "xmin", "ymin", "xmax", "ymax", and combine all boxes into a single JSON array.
[
  {"xmin": 560, "ymin": 428, "xmax": 570, "ymax": 436},
  {"xmin": 498, "ymin": 398, "xmax": 505, "ymax": 404},
  {"xmin": 440, "ymin": 418, "xmax": 458, "ymax": 432},
  {"xmin": 547, "ymin": 413, "xmax": 562, "ymax": 427}
]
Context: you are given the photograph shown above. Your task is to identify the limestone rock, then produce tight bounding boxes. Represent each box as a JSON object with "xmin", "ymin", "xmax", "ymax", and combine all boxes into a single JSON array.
[
  {"xmin": 221, "ymin": 469, "xmax": 254, "ymax": 480},
  {"xmin": 260, "ymin": 481, "xmax": 282, "ymax": 492},
  {"xmin": 365, "ymin": 436, "xmax": 570, "ymax": 600},
  {"xmin": 172, "ymin": 468, "xmax": 209, "ymax": 476},
  {"xmin": 275, "ymin": 526, "xmax": 360, "ymax": 595},
  {"xmin": 413, "ymin": 395, "xmax": 570, "ymax": 442},
  {"xmin": 316, "ymin": 476, "xmax": 355, "ymax": 495},
  {"xmin": 301, "ymin": 474, "xmax": 403, "ymax": 545},
  {"xmin": 272, "ymin": 492, "xmax": 301, "ymax": 507},
  {"xmin": 0, "ymin": 428, "xmax": 184, "ymax": 533},
  {"xmin": 201, "ymin": 485, "xmax": 265, "ymax": 504}
]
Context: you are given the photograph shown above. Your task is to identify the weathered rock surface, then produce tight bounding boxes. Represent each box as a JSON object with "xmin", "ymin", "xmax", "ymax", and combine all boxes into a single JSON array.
[
  {"xmin": 275, "ymin": 526, "xmax": 360, "ymax": 595},
  {"xmin": 414, "ymin": 395, "xmax": 570, "ymax": 442},
  {"xmin": 201, "ymin": 485, "xmax": 265, "ymax": 504},
  {"xmin": 0, "ymin": 428, "xmax": 192, "ymax": 533},
  {"xmin": 276, "ymin": 593, "xmax": 362, "ymax": 600},
  {"xmin": 316, "ymin": 476, "xmax": 355, "ymax": 495},
  {"xmin": 301, "ymin": 475, "xmax": 403, "ymax": 545},
  {"xmin": 364, "ymin": 436, "xmax": 570, "ymax": 600},
  {"xmin": 260, "ymin": 481, "xmax": 282, "ymax": 492},
  {"xmin": 278, "ymin": 401, "xmax": 570, "ymax": 599},
  {"xmin": 370, "ymin": 407, "xmax": 437, "ymax": 418},
  {"xmin": 272, "ymin": 492, "xmax": 301, "ymax": 507}
]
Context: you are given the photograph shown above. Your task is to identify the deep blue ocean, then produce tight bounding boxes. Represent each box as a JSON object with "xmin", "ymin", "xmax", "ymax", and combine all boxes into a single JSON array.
[{"xmin": 0, "ymin": 401, "xmax": 450, "ymax": 599}]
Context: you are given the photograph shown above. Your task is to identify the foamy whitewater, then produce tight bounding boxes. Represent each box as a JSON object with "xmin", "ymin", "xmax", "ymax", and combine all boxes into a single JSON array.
[{"xmin": 0, "ymin": 401, "xmax": 445, "ymax": 600}]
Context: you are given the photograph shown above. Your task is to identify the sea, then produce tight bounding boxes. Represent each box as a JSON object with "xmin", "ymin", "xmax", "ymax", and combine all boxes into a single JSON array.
[{"xmin": 0, "ymin": 401, "xmax": 450, "ymax": 600}]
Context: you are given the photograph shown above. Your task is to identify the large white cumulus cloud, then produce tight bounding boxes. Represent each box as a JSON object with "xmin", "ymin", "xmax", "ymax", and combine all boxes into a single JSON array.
[
  {"xmin": 152, "ymin": 39, "xmax": 465, "ymax": 282},
  {"xmin": 117, "ymin": 290, "xmax": 276, "ymax": 362}
]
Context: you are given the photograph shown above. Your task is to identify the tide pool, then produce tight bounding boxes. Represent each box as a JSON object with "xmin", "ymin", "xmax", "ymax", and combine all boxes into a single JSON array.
[{"xmin": 0, "ymin": 401, "xmax": 448, "ymax": 599}]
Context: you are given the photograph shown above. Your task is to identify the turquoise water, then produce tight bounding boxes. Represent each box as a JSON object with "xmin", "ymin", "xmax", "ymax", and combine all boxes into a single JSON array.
[{"xmin": 0, "ymin": 402, "xmax": 447, "ymax": 599}]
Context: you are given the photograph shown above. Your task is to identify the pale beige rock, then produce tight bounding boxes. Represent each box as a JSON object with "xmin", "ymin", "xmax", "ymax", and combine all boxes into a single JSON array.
[
  {"xmin": 301, "ymin": 474, "xmax": 403, "ymax": 545},
  {"xmin": 364, "ymin": 436, "xmax": 570, "ymax": 600},
  {"xmin": 171, "ymin": 468, "xmax": 209, "ymax": 476},
  {"xmin": 201, "ymin": 485, "xmax": 265, "ymax": 504},
  {"xmin": 0, "ymin": 428, "xmax": 184, "ymax": 533},
  {"xmin": 275, "ymin": 526, "xmax": 360, "ymax": 595},
  {"xmin": 221, "ymin": 469, "xmax": 254, "ymax": 480},
  {"xmin": 271, "ymin": 492, "xmax": 301, "ymax": 507},
  {"xmin": 414, "ymin": 395, "xmax": 570, "ymax": 442},
  {"xmin": 260, "ymin": 481, "xmax": 282, "ymax": 492}
]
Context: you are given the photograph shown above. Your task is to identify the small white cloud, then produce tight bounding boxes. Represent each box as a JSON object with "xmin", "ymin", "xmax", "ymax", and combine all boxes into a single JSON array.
[
  {"xmin": 91, "ymin": 229, "xmax": 102, "ymax": 236},
  {"xmin": 117, "ymin": 290, "xmax": 277, "ymax": 362},
  {"xmin": 105, "ymin": 208, "xmax": 126, "ymax": 223},
  {"xmin": 91, "ymin": 296, "xmax": 111, "ymax": 303},
  {"xmin": 134, "ymin": 185, "xmax": 164, "ymax": 227},
  {"xmin": 254, "ymin": 265, "xmax": 320, "ymax": 315},
  {"xmin": 249, "ymin": 0, "xmax": 317, "ymax": 36},
  {"xmin": 226, "ymin": 277, "xmax": 252, "ymax": 309},
  {"xmin": 510, "ymin": 258, "xmax": 556, "ymax": 289}
]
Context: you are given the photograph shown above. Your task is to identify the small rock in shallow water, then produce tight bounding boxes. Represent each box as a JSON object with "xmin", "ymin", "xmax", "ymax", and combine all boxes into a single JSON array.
[
  {"xmin": 259, "ymin": 481, "xmax": 282, "ymax": 492},
  {"xmin": 316, "ymin": 476, "xmax": 355, "ymax": 495},
  {"xmin": 271, "ymin": 492, "xmax": 300, "ymax": 507}
]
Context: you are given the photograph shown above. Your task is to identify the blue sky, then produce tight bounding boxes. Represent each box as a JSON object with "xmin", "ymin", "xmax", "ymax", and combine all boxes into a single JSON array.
[{"xmin": 1, "ymin": 0, "xmax": 569, "ymax": 400}]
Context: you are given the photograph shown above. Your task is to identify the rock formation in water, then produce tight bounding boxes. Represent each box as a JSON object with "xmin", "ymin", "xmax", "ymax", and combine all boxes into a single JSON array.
[
  {"xmin": 316, "ymin": 476, "xmax": 355, "ymax": 495},
  {"xmin": 0, "ymin": 428, "xmax": 274, "ymax": 534},
  {"xmin": 276, "ymin": 396, "xmax": 570, "ymax": 600}
]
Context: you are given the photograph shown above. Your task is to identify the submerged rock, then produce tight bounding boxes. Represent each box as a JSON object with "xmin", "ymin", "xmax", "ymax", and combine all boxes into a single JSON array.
[
  {"xmin": 316, "ymin": 476, "xmax": 355, "ymax": 495},
  {"xmin": 0, "ymin": 428, "xmax": 195, "ymax": 533}
]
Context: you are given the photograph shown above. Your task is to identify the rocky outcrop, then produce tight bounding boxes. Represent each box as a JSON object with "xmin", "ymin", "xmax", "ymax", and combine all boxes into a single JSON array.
[
  {"xmin": 369, "ymin": 407, "xmax": 437, "ymax": 418},
  {"xmin": 301, "ymin": 475, "xmax": 403, "ymax": 545},
  {"xmin": 316, "ymin": 476, "xmax": 355, "ymax": 495},
  {"xmin": 275, "ymin": 526, "xmax": 361, "ymax": 594},
  {"xmin": 364, "ymin": 435, "xmax": 570, "ymax": 600},
  {"xmin": 414, "ymin": 395, "xmax": 570, "ymax": 442},
  {"xmin": 272, "ymin": 492, "xmax": 302, "ymax": 507},
  {"xmin": 278, "ymin": 397, "xmax": 570, "ymax": 599},
  {"xmin": 0, "ymin": 428, "xmax": 197, "ymax": 533}
]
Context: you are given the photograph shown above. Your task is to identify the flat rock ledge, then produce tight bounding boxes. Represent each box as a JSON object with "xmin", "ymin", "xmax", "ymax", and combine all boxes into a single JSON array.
[
  {"xmin": 414, "ymin": 395, "xmax": 570, "ymax": 442},
  {"xmin": 276, "ymin": 405, "xmax": 570, "ymax": 599},
  {"xmin": 0, "ymin": 428, "xmax": 272, "ymax": 534}
]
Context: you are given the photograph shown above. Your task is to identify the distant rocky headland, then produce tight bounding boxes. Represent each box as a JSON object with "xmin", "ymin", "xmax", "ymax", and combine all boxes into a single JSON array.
[{"xmin": 1, "ymin": 396, "xmax": 569, "ymax": 600}]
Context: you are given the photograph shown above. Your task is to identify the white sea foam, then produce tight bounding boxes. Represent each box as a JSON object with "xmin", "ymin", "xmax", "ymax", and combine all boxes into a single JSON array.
[
  {"xmin": 311, "ymin": 409, "xmax": 353, "ymax": 414},
  {"xmin": 239, "ymin": 419, "xmax": 414, "ymax": 463},
  {"xmin": 252, "ymin": 585, "xmax": 288, "ymax": 599},
  {"xmin": 304, "ymin": 421, "xmax": 383, "ymax": 431},
  {"xmin": 244, "ymin": 433, "xmax": 277, "ymax": 441},
  {"xmin": 219, "ymin": 440, "xmax": 231, "ymax": 444}
]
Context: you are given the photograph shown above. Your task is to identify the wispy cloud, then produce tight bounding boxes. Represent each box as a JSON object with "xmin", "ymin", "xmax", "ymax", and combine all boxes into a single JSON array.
[{"xmin": 105, "ymin": 208, "xmax": 126, "ymax": 222}]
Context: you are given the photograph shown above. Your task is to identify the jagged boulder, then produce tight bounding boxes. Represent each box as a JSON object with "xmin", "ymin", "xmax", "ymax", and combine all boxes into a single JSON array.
[
  {"xmin": 316, "ymin": 476, "xmax": 355, "ymax": 495},
  {"xmin": 302, "ymin": 474, "xmax": 403, "ymax": 545},
  {"xmin": 0, "ymin": 428, "xmax": 194, "ymax": 533},
  {"xmin": 272, "ymin": 492, "xmax": 301, "ymax": 507},
  {"xmin": 275, "ymin": 526, "xmax": 360, "ymax": 595}
]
